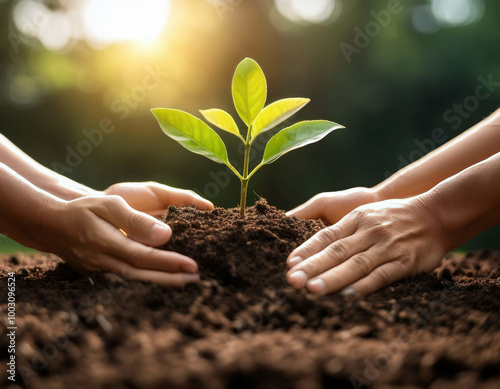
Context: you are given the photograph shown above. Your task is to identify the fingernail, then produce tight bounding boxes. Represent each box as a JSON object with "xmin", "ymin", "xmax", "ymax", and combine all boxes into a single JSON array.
[
  {"xmin": 288, "ymin": 270, "xmax": 307, "ymax": 288},
  {"xmin": 307, "ymin": 278, "xmax": 325, "ymax": 294},
  {"xmin": 184, "ymin": 273, "xmax": 200, "ymax": 283},
  {"xmin": 181, "ymin": 261, "xmax": 198, "ymax": 273},
  {"xmin": 287, "ymin": 256, "xmax": 302, "ymax": 267},
  {"xmin": 340, "ymin": 286, "xmax": 357, "ymax": 297},
  {"xmin": 151, "ymin": 223, "xmax": 171, "ymax": 240}
]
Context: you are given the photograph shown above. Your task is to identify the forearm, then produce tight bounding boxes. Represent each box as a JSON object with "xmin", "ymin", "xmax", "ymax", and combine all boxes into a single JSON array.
[
  {"xmin": 417, "ymin": 151, "xmax": 500, "ymax": 251},
  {"xmin": 374, "ymin": 108, "xmax": 500, "ymax": 200},
  {"xmin": 0, "ymin": 163, "xmax": 64, "ymax": 251},
  {"xmin": 0, "ymin": 134, "xmax": 101, "ymax": 200}
]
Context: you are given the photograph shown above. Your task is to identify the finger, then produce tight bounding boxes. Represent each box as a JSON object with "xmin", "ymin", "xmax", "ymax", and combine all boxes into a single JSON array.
[
  {"xmin": 286, "ymin": 216, "xmax": 357, "ymax": 268},
  {"xmin": 286, "ymin": 196, "xmax": 323, "ymax": 220},
  {"xmin": 286, "ymin": 234, "xmax": 372, "ymax": 290},
  {"xmin": 305, "ymin": 249, "xmax": 387, "ymax": 295},
  {"xmin": 92, "ymin": 196, "xmax": 173, "ymax": 247},
  {"xmin": 95, "ymin": 220, "xmax": 199, "ymax": 273},
  {"xmin": 99, "ymin": 255, "xmax": 200, "ymax": 288},
  {"xmin": 152, "ymin": 185, "xmax": 214, "ymax": 210},
  {"xmin": 344, "ymin": 261, "xmax": 411, "ymax": 296},
  {"xmin": 87, "ymin": 216, "xmax": 198, "ymax": 273}
]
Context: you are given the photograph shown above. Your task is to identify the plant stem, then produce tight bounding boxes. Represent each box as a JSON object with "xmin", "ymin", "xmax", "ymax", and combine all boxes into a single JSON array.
[
  {"xmin": 240, "ymin": 127, "xmax": 252, "ymax": 218},
  {"xmin": 240, "ymin": 178, "xmax": 249, "ymax": 218}
]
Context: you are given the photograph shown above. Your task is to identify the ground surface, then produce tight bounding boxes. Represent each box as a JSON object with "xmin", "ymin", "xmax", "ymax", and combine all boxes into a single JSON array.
[{"xmin": 0, "ymin": 200, "xmax": 499, "ymax": 389}]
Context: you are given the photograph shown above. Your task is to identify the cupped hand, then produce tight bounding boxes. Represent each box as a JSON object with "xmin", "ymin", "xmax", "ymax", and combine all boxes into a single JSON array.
[
  {"xmin": 104, "ymin": 182, "xmax": 214, "ymax": 216},
  {"xmin": 40, "ymin": 195, "xmax": 201, "ymax": 288},
  {"xmin": 286, "ymin": 196, "xmax": 448, "ymax": 296},
  {"xmin": 287, "ymin": 187, "xmax": 380, "ymax": 225}
]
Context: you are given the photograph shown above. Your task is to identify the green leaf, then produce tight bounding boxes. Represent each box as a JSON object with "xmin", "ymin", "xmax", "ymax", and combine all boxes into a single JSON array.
[
  {"xmin": 261, "ymin": 120, "xmax": 345, "ymax": 166},
  {"xmin": 199, "ymin": 108, "xmax": 243, "ymax": 141},
  {"xmin": 151, "ymin": 108, "xmax": 229, "ymax": 165},
  {"xmin": 251, "ymin": 97, "xmax": 310, "ymax": 140},
  {"xmin": 232, "ymin": 58, "xmax": 267, "ymax": 127}
]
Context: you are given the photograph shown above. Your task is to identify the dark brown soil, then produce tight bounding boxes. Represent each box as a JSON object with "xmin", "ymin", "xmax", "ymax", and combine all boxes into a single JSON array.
[{"xmin": 1, "ymin": 199, "xmax": 499, "ymax": 389}]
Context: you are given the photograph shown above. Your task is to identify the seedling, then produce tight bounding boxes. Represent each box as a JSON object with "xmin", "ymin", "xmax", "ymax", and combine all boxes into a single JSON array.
[{"xmin": 151, "ymin": 58, "xmax": 345, "ymax": 217}]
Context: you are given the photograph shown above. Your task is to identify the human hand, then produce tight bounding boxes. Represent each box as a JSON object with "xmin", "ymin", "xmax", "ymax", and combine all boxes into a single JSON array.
[
  {"xmin": 104, "ymin": 182, "xmax": 214, "ymax": 216},
  {"xmin": 286, "ymin": 196, "xmax": 448, "ymax": 296},
  {"xmin": 287, "ymin": 187, "xmax": 380, "ymax": 225},
  {"xmin": 39, "ymin": 195, "xmax": 201, "ymax": 288}
]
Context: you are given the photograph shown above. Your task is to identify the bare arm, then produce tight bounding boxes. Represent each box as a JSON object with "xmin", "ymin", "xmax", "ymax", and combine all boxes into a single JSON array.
[
  {"xmin": 0, "ymin": 133, "xmax": 212, "ymax": 216},
  {"xmin": 0, "ymin": 133, "xmax": 99, "ymax": 200},
  {"xmin": 423, "ymin": 151, "xmax": 500, "ymax": 251},
  {"xmin": 375, "ymin": 108, "xmax": 500, "ymax": 200},
  {"xmin": 289, "ymin": 108, "xmax": 500, "ymax": 224}
]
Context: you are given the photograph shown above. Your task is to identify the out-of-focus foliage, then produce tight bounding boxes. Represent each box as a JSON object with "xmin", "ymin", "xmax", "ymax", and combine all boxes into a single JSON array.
[{"xmin": 0, "ymin": 0, "xmax": 499, "ymax": 250}]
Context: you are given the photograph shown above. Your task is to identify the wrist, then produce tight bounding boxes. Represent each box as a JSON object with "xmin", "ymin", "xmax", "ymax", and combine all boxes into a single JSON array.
[
  {"xmin": 49, "ymin": 178, "xmax": 103, "ymax": 200},
  {"xmin": 369, "ymin": 185, "xmax": 386, "ymax": 203},
  {"xmin": 26, "ymin": 190, "xmax": 67, "ymax": 250},
  {"xmin": 412, "ymin": 189, "xmax": 463, "ymax": 252}
]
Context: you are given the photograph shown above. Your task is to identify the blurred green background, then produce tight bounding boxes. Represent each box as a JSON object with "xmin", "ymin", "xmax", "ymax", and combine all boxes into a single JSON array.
[{"xmin": 0, "ymin": 0, "xmax": 499, "ymax": 253}]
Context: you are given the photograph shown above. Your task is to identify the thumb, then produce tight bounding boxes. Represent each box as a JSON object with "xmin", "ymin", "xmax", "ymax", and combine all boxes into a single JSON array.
[{"xmin": 93, "ymin": 196, "xmax": 172, "ymax": 247}]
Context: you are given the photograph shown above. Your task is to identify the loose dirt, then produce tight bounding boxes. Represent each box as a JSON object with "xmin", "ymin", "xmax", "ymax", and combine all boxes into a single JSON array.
[{"xmin": 1, "ymin": 199, "xmax": 498, "ymax": 388}]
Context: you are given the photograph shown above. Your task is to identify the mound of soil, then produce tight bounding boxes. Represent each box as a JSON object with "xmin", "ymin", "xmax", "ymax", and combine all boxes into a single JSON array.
[
  {"xmin": 159, "ymin": 198, "xmax": 325, "ymax": 292},
  {"xmin": 0, "ymin": 199, "xmax": 499, "ymax": 389}
]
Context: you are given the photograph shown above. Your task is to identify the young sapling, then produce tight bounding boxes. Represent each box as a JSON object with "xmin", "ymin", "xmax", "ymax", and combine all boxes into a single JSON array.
[{"xmin": 151, "ymin": 58, "xmax": 345, "ymax": 217}]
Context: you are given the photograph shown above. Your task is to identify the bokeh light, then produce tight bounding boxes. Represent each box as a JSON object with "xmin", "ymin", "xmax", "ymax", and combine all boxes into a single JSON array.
[
  {"xmin": 38, "ymin": 12, "xmax": 72, "ymax": 50},
  {"xmin": 13, "ymin": 0, "xmax": 71, "ymax": 50},
  {"xmin": 430, "ymin": 0, "xmax": 484, "ymax": 27},
  {"xmin": 6, "ymin": 74, "xmax": 43, "ymax": 106},
  {"xmin": 411, "ymin": 5, "xmax": 440, "ymax": 34},
  {"xmin": 274, "ymin": 0, "xmax": 341, "ymax": 25}
]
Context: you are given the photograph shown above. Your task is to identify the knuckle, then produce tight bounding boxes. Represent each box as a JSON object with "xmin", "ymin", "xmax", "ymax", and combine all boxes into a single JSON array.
[
  {"xmin": 126, "ymin": 210, "xmax": 146, "ymax": 233},
  {"xmin": 311, "ymin": 192, "xmax": 330, "ymax": 207},
  {"xmin": 351, "ymin": 209, "xmax": 366, "ymax": 223},
  {"xmin": 302, "ymin": 260, "xmax": 321, "ymax": 275},
  {"xmin": 350, "ymin": 254, "xmax": 371, "ymax": 276},
  {"xmin": 326, "ymin": 241, "xmax": 348, "ymax": 259},
  {"xmin": 73, "ymin": 197, "xmax": 95, "ymax": 213},
  {"xmin": 82, "ymin": 255, "xmax": 102, "ymax": 272},
  {"xmin": 369, "ymin": 224, "xmax": 388, "ymax": 239},
  {"xmin": 322, "ymin": 226, "xmax": 340, "ymax": 243},
  {"xmin": 127, "ymin": 248, "xmax": 144, "ymax": 267},
  {"xmin": 81, "ymin": 226, "xmax": 98, "ymax": 245},
  {"xmin": 94, "ymin": 195, "xmax": 127, "ymax": 214},
  {"xmin": 376, "ymin": 266, "xmax": 393, "ymax": 285},
  {"xmin": 104, "ymin": 194, "xmax": 121, "ymax": 202},
  {"xmin": 107, "ymin": 195, "xmax": 127, "ymax": 207},
  {"xmin": 395, "ymin": 252, "xmax": 415, "ymax": 273},
  {"xmin": 385, "ymin": 233, "xmax": 400, "ymax": 246}
]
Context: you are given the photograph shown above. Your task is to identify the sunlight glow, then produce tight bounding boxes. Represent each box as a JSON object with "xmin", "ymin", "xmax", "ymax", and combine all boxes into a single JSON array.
[
  {"xmin": 82, "ymin": 0, "xmax": 170, "ymax": 46},
  {"xmin": 12, "ymin": 0, "xmax": 170, "ymax": 50}
]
